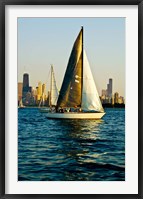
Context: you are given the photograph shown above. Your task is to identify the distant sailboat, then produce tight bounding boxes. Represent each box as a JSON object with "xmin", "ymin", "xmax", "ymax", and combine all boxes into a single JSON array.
[
  {"xmin": 19, "ymin": 99, "xmax": 25, "ymax": 109},
  {"xmin": 39, "ymin": 65, "xmax": 59, "ymax": 113},
  {"xmin": 47, "ymin": 27, "xmax": 105, "ymax": 119}
]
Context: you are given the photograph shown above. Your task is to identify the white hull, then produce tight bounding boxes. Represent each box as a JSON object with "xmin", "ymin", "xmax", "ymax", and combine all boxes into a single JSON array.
[{"xmin": 46, "ymin": 112, "xmax": 105, "ymax": 119}]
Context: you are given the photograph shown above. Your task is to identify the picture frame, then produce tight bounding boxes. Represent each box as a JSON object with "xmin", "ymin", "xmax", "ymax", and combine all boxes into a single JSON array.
[{"xmin": 0, "ymin": 0, "xmax": 143, "ymax": 198}]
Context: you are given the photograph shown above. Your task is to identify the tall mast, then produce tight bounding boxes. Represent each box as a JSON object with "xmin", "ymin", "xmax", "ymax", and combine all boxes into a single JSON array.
[
  {"xmin": 81, "ymin": 26, "xmax": 83, "ymax": 108},
  {"xmin": 50, "ymin": 65, "xmax": 53, "ymax": 108}
]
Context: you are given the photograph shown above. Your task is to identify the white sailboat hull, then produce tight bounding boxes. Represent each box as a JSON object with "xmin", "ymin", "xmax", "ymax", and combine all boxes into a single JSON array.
[{"xmin": 46, "ymin": 112, "xmax": 105, "ymax": 119}]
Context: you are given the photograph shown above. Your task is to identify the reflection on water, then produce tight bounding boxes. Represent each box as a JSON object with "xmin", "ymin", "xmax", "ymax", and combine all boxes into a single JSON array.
[
  {"xmin": 56, "ymin": 119, "xmax": 103, "ymax": 164},
  {"xmin": 18, "ymin": 108, "xmax": 125, "ymax": 181}
]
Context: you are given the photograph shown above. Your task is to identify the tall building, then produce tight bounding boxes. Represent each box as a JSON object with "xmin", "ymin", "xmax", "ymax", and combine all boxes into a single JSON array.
[
  {"xmin": 108, "ymin": 78, "xmax": 112, "ymax": 98},
  {"xmin": 102, "ymin": 78, "xmax": 113, "ymax": 104},
  {"xmin": 38, "ymin": 82, "xmax": 42, "ymax": 96},
  {"xmin": 37, "ymin": 82, "xmax": 42, "ymax": 101},
  {"xmin": 118, "ymin": 96, "xmax": 124, "ymax": 104},
  {"xmin": 22, "ymin": 73, "xmax": 30, "ymax": 94},
  {"xmin": 18, "ymin": 82, "xmax": 23, "ymax": 102},
  {"xmin": 22, "ymin": 73, "xmax": 30, "ymax": 105},
  {"xmin": 23, "ymin": 73, "xmax": 29, "ymax": 89},
  {"xmin": 114, "ymin": 92, "xmax": 119, "ymax": 104}
]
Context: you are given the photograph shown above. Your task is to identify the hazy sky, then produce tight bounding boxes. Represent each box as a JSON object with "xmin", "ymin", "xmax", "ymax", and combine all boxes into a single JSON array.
[{"xmin": 18, "ymin": 17, "xmax": 125, "ymax": 97}]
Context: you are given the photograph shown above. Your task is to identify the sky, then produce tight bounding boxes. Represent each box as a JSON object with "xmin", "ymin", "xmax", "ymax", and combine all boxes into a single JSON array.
[{"xmin": 18, "ymin": 17, "xmax": 125, "ymax": 97}]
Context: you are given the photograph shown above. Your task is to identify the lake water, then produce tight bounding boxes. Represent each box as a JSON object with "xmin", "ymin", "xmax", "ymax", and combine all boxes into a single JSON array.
[{"xmin": 18, "ymin": 108, "xmax": 125, "ymax": 181}]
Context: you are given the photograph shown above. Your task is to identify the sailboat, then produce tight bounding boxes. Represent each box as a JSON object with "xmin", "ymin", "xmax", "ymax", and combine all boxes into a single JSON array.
[
  {"xmin": 47, "ymin": 27, "xmax": 105, "ymax": 119},
  {"xmin": 39, "ymin": 65, "xmax": 59, "ymax": 113},
  {"xmin": 19, "ymin": 99, "xmax": 25, "ymax": 109}
]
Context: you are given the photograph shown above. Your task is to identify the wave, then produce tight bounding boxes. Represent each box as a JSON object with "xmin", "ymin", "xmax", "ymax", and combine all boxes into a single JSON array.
[{"xmin": 77, "ymin": 162, "xmax": 125, "ymax": 171}]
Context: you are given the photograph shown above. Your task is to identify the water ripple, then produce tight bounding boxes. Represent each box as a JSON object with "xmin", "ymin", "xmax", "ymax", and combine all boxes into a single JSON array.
[{"xmin": 18, "ymin": 108, "xmax": 125, "ymax": 181}]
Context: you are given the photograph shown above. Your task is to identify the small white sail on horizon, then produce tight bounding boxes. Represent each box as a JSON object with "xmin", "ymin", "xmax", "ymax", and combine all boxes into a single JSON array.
[
  {"xmin": 39, "ymin": 65, "xmax": 59, "ymax": 112},
  {"xmin": 19, "ymin": 99, "xmax": 25, "ymax": 108},
  {"xmin": 50, "ymin": 65, "xmax": 59, "ymax": 106}
]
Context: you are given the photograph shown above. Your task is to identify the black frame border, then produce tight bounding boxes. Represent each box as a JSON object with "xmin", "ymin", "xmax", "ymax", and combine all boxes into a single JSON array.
[{"xmin": 0, "ymin": 0, "xmax": 143, "ymax": 198}]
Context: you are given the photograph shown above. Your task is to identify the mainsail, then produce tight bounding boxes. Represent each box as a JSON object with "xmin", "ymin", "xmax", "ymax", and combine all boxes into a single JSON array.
[
  {"xmin": 57, "ymin": 28, "xmax": 83, "ymax": 108},
  {"xmin": 50, "ymin": 65, "xmax": 59, "ymax": 106}
]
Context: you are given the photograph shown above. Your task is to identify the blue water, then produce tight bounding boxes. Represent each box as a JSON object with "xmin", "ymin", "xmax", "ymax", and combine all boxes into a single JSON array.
[{"xmin": 18, "ymin": 108, "xmax": 125, "ymax": 181}]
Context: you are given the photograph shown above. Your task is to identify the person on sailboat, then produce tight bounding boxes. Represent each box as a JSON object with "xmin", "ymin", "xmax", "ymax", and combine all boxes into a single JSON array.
[
  {"xmin": 55, "ymin": 105, "xmax": 58, "ymax": 113},
  {"xmin": 78, "ymin": 108, "xmax": 82, "ymax": 112}
]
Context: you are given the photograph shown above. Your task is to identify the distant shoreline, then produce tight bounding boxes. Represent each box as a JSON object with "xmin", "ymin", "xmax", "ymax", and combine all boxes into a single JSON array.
[
  {"xmin": 19, "ymin": 104, "xmax": 125, "ymax": 109},
  {"xmin": 103, "ymin": 104, "xmax": 125, "ymax": 108}
]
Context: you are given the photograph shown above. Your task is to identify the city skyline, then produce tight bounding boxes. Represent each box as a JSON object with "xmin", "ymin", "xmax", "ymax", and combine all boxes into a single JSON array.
[
  {"xmin": 18, "ymin": 73, "xmax": 124, "ymax": 107},
  {"xmin": 18, "ymin": 17, "xmax": 125, "ymax": 97}
]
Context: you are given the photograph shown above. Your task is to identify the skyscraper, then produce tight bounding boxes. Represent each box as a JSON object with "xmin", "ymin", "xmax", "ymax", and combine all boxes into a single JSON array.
[
  {"xmin": 108, "ymin": 78, "xmax": 112, "ymax": 98},
  {"xmin": 22, "ymin": 73, "xmax": 30, "ymax": 104},
  {"xmin": 23, "ymin": 73, "xmax": 29, "ymax": 93},
  {"xmin": 106, "ymin": 78, "xmax": 112, "ymax": 98},
  {"xmin": 114, "ymin": 92, "xmax": 119, "ymax": 104},
  {"xmin": 37, "ymin": 82, "xmax": 42, "ymax": 101}
]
